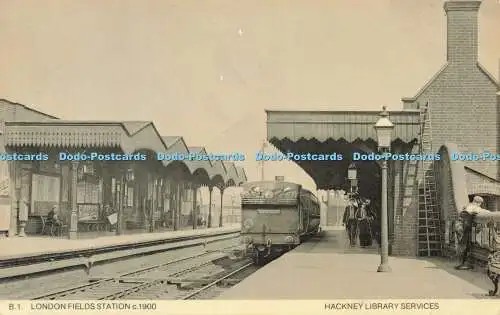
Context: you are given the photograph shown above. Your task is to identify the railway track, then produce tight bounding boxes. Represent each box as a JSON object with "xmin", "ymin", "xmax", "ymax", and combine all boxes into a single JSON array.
[
  {"xmin": 180, "ymin": 262, "xmax": 258, "ymax": 300},
  {"xmin": 1, "ymin": 230, "xmax": 239, "ymax": 269},
  {"xmin": 31, "ymin": 244, "xmax": 251, "ymax": 300}
]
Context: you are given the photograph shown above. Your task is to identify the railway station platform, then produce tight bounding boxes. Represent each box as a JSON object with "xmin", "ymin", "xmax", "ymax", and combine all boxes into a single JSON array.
[
  {"xmin": 219, "ymin": 227, "xmax": 493, "ymax": 299},
  {"xmin": 0, "ymin": 225, "xmax": 239, "ymax": 260}
]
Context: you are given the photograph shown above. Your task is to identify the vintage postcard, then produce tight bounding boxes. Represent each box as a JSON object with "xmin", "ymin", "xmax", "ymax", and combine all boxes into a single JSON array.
[{"xmin": 0, "ymin": 0, "xmax": 499, "ymax": 314}]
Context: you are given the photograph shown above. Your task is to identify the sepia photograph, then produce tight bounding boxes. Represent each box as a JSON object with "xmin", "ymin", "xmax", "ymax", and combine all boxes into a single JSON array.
[{"xmin": 0, "ymin": 0, "xmax": 500, "ymax": 312}]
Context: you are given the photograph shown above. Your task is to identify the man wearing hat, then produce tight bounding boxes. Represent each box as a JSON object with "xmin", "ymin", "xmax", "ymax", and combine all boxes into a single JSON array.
[
  {"xmin": 343, "ymin": 192, "xmax": 359, "ymax": 246},
  {"xmin": 455, "ymin": 196, "xmax": 488, "ymax": 270}
]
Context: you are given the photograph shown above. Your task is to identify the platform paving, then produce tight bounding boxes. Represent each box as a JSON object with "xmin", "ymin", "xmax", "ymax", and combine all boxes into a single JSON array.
[
  {"xmin": 219, "ymin": 229, "xmax": 492, "ymax": 299},
  {"xmin": 0, "ymin": 225, "xmax": 239, "ymax": 260}
]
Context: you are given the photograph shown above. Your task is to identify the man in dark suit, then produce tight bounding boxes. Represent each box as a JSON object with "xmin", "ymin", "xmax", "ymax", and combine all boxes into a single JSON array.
[{"xmin": 343, "ymin": 194, "xmax": 359, "ymax": 247}]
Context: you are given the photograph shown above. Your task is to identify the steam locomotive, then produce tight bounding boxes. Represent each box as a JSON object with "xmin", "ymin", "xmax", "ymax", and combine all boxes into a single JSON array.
[{"xmin": 240, "ymin": 180, "xmax": 321, "ymax": 265}]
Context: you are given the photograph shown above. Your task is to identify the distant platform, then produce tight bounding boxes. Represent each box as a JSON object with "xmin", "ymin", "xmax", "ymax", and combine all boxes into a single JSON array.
[
  {"xmin": 0, "ymin": 225, "xmax": 239, "ymax": 260},
  {"xmin": 218, "ymin": 230, "xmax": 490, "ymax": 299}
]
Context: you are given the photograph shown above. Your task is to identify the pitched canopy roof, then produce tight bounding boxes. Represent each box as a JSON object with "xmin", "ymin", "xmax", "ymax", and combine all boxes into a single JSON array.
[{"xmin": 1, "ymin": 99, "xmax": 246, "ymax": 188}]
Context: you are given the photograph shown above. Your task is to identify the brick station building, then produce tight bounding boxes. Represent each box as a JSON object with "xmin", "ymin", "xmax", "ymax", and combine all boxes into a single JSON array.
[
  {"xmin": 0, "ymin": 99, "xmax": 247, "ymax": 238},
  {"xmin": 266, "ymin": 0, "xmax": 500, "ymax": 256}
]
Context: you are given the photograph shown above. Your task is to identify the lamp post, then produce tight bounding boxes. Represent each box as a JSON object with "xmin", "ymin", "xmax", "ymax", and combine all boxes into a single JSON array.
[
  {"xmin": 320, "ymin": 192, "xmax": 328, "ymax": 227},
  {"xmin": 374, "ymin": 106, "xmax": 394, "ymax": 273},
  {"xmin": 347, "ymin": 163, "xmax": 357, "ymax": 195}
]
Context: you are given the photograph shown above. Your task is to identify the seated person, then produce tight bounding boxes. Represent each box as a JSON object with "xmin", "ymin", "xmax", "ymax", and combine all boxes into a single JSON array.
[{"xmin": 47, "ymin": 205, "xmax": 63, "ymax": 235}]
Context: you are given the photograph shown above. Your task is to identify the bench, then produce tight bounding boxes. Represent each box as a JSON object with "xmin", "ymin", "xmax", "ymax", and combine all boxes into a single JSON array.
[
  {"xmin": 41, "ymin": 216, "xmax": 69, "ymax": 237},
  {"xmin": 78, "ymin": 220, "xmax": 108, "ymax": 232},
  {"xmin": 472, "ymin": 211, "xmax": 500, "ymax": 296}
]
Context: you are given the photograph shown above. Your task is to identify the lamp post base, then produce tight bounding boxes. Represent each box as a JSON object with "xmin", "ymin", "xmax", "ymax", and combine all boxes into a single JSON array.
[
  {"xmin": 377, "ymin": 263, "xmax": 392, "ymax": 273},
  {"xmin": 18, "ymin": 221, "xmax": 27, "ymax": 237},
  {"xmin": 69, "ymin": 231, "xmax": 77, "ymax": 240}
]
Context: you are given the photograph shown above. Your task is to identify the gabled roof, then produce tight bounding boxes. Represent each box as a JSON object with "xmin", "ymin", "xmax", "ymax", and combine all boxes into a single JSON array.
[
  {"xmin": 2, "ymin": 99, "xmax": 247, "ymax": 188},
  {"xmin": 0, "ymin": 98, "xmax": 59, "ymax": 119},
  {"xmin": 402, "ymin": 62, "xmax": 499, "ymax": 103},
  {"xmin": 477, "ymin": 63, "xmax": 499, "ymax": 88},
  {"xmin": 162, "ymin": 136, "xmax": 182, "ymax": 148},
  {"xmin": 188, "ymin": 146, "xmax": 204, "ymax": 154},
  {"xmin": 121, "ymin": 122, "xmax": 152, "ymax": 135},
  {"xmin": 236, "ymin": 166, "xmax": 248, "ymax": 182},
  {"xmin": 401, "ymin": 64, "xmax": 449, "ymax": 102},
  {"xmin": 188, "ymin": 146, "xmax": 213, "ymax": 167}
]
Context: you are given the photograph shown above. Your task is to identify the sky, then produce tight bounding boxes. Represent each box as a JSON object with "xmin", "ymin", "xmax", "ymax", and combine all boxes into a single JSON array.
[{"xmin": 1, "ymin": 0, "xmax": 499, "ymax": 192}]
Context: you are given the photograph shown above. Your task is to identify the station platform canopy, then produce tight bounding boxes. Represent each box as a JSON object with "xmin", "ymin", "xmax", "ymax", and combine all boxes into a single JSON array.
[{"xmin": 266, "ymin": 109, "xmax": 420, "ymax": 198}]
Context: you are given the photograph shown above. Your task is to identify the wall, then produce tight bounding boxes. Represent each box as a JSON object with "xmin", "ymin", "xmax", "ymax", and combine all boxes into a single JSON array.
[
  {"xmin": 415, "ymin": 65, "xmax": 499, "ymax": 180},
  {"xmin": 0, "ymin": 100, "xmax": 57, "ymax": 236},
  {"xmin": 391, "ymin": 142, "xmax": 419, "ymax": 256},
  {"xmin": 391, "ymin": 159, "xmax": 418, "ymax": 256}
]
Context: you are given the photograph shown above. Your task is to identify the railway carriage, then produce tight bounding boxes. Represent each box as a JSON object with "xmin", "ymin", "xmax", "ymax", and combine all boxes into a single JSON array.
[{"xmin": 240, "ymin": 181, "xmax": 321, "ymax": 265}]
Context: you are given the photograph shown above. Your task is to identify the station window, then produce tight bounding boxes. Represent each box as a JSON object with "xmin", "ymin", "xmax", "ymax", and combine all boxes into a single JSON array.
[{"xmin": 0, "ymin": 161, "xmax": 9, "ymax": 198}]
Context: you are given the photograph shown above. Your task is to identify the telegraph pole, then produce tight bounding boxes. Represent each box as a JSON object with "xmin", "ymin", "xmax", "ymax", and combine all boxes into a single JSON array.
[{"xmin": 261, "ymin": 139, "xmax": 266, "ymax": 181}]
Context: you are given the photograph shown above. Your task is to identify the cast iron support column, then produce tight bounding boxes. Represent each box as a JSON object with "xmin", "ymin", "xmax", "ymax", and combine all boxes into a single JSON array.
[
  {"xmin": 14, "ymin": 161, "xmax": 24, "ymax": 237},
  {"xmin": 208, "ymin": 186, "xmax": 213, "ymax": 228},
  {"xmin": 69, "ymin": 161, "xmax": 79, "ymax": 240},
  {"xmin": 377, "ymin": 158, "xmax": 391, "ymax": 272},
  {"xmin": 116, "ymin": 169, "xmax": 125, "ymax": 236},
  {"xmin": 8, "ymin": 160, "xmax": 19, "ymax": 237},
  {"xmin": 192, "ymin": 185, "xmax": 198, "ymax": 229},
  {"xmin": 219, "ymin": 186, "xmax": 224, "ymax": 228},
  {"xmin": 174, "ymin": 181, "xmax": 182, "ymax": 231}
]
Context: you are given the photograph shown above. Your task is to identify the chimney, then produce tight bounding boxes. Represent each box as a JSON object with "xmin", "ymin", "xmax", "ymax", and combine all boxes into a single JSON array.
[
  {"xmin": 275, "ymin": 176, "xmax": 284, "ymax": 183},
  {"xmin": 443, "ymin": 0, "xmax": 482, "ymax": 65}
]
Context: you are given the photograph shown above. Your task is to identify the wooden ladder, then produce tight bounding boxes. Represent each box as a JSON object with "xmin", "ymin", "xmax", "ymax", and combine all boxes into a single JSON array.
[{"xmin": 417, "ymin": 102, "xmax": 443, "ymax": 257}]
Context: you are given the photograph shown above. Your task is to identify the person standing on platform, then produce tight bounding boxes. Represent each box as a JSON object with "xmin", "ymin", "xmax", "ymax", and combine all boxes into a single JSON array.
[
  {"xmin": 455, "ymin": 196, "xmax": 488, "ymax": 270},
  {"xmin": 343, "ymin": 194, "xmax": 358, "ymax": 247},
  {"xmin": 104, "ymin": 204, "xmax": 117, "ymax": 232},
  {"xmin": 357, "ymin": 199, "xmax": 375, "ymax": 247}
]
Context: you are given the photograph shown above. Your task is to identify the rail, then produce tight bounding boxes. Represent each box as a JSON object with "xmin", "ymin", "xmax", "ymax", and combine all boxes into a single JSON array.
[
  {"xmin": 0, "ymin": 229, "xmax": 239, "ymax": 268},
  {"xmin": 471, "ymin": 211, "xmax": 500, "ymax": 296},
  {"xmin": 180, "ymin": 262, "xmax": 254, "ymax": 300},
  {"xmin": 31, "ymin": 244, "xmax": 244, "ymax": 300}
]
